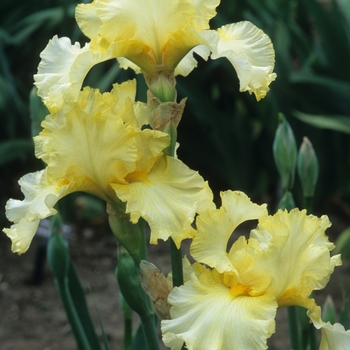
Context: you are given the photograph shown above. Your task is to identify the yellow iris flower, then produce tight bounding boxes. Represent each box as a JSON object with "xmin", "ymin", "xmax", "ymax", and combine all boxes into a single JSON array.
[
  {"xmin": 161, "ymin": 191, "xmax": 350, "ymax": 350},
  {"xmin": 3, "ymin": 80, "xmax": 212, "ymax": 254},
  {"xmin": 34, "ymin": 0, "xmax": 276, "ymax": 113}
]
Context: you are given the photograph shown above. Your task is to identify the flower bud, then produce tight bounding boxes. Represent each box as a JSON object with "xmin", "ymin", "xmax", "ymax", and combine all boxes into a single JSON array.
[
  {"xmin": 297, "ymin": 137, "xmax": 319, "ymax": 198},
  {"xmin": 116, "ymin": 248, "xmax": 154, "ymax": 319},
  {"xmin": 277, "ymin": 190, "xmax": 295, "ymax": 211},
  {"xmin": 322, "ymin": 295, "xmax": 337, "ymax": 325},
  {"xmin": 146, "ymin": 70, "xmax": 176, "ymax": 103},
  {"xmin": 273, "ymin": 114, "xmax": 297, "ymax": 191}
]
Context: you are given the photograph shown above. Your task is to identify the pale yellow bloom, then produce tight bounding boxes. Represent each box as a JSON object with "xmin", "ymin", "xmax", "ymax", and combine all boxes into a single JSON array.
[
  {"xmin": 161, "ymin": 190, "xmax": 348, "ymax": 350},
  {"xmin": 34, "ymin": 0, "xmax": 276, "ymax": 111},
  {"xmin": 3, "ymin": 80, "xmax": 212, "ymax": 254}
]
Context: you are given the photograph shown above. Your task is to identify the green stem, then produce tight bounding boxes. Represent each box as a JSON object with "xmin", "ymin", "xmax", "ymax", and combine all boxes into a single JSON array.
[
  {"xmin": 300, "ymin": 326, "xmax": 308, "ymax": 350},
  {"xmin": 163, "ymin": 121, "xmax": 177, "ymax": 158},
  {"xmin": 140, "ymin": 315, "xmax": 161, "ymax": 350},
  {"xmin": 301, "ymin": 198, "xmax": 317, "ymax": 350},
  {"xmin": 287, "ymin": 306, "xmax": 301, "ymax": 350},
  {"xmin": 170, "ymin": 238, "xmax": 183, "ymax": 287},
  {"xmin": 139, "ymin": 218, "xmax": 148, "ymax": 261},
  {"xmin": 56, "ymin": 278, "xmax": 92, "ymax": 350},
  {"xmin": 124, "ymin": 317, "xmax": 132, "ymax": 350},
  {"xmin": 68, "ymin": 263, "xmax": 102, "ymax": 350},
  {"xmin": 308, "ymin": 322, "xmax": 318, "ymax": 350}
]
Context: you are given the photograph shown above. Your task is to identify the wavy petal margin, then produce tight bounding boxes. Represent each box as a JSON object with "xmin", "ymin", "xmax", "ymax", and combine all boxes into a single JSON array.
[
  {"xmin": 3, "ymin": 170, "xmax": 69, "ymax": 254},
  {"xmin": 34, "ymin": 36, "xmax": 113, "ymax": 113},
  {"xmin": 191, "ymin": 190, "xmax": 267, "ymax": 273},
  {"xmin": 162, "ymin": 265, "xmax": 277, "ymax": 350},
  {"xmin": 209, "ymin": 21, "xmax": 277, "ymax": 101},
  {"xmin": 250, "ymin": 209, "xmax": 340, "ymax": 300},
  {"xmin": 111, "ymin": 156, "xmax": 213, "ymax": 247}
]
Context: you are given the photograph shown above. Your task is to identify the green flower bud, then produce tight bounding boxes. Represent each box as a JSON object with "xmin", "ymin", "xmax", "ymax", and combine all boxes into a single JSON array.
[
  {"xmin": 322, "ymin": 295, "xmax": 337, "ymax": 325},
  {"xmin": 297, "ymin": 137, "xmax": 319, "ymax": 198},
  {"xmin": 277, "ymin": 190, "xmax": 296, "ymax": 211},
  {"xmin": 273, "ymin": 114, "xmax": 297, "ymax": 191},
  {"xmin": 146, "ymin": 71, "xmax": 176, "ymax": 103},
  {"xmin": 116, "ymin": 248, "xmax": 154, "ymax": 319}
]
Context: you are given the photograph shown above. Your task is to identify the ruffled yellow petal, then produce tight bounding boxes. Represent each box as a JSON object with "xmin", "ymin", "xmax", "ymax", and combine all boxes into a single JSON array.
[
  {"xmin": 209, "ymin": 21, "xmax": 277, "ymax": 101},
  {"xmin": 186, "ymin": 0, "xmax": 220, "ymax": 31},
  {"xmin": 227, "ymin": 236, "xmax": 272, "ymax": 296},
  {"xmin": 191, "ymin": 208, "xmax": 236, "ymax": 273},
  {"xmin": 117, "ymin": 57, "xmax": 142, "ymax": 74},
  {"xmin": 3, "ymin": 170, "xmax": 70, "ymax": 254},
  {"xmin": 132, "ymin": 128, "xmax": 170, "ymax": 174},
  {"xmin": 111, "ymin": 156, "xmax": 213, "ymax": 247},
  {"xmin": 191, "ymin": 190, "xmax": 267, "ymax": 273},
  {"xmin": 249, "ymin": 209, "xmax": 340, "ymax": 300},
  {"xmin": 174, "ymin": 44, "xmax": 211, "ymax": 76},
  {"xmin": 5, "ymin": 79, "xmax": 177, "ymax": 254},
  {"xmin": 162, "ymin": 26, "xmax": 206, "ymax": 73},
  {"xmin": 34, "ymin": 87, "xmax": 140, "ymax": 201},
  {"xmin": 76, "ymin": 0, "xmax": 200, "ymax": 72},
  {"xmin": 221, "ymin": 190, "xmax": 268, "ymax": 228},
  {"xmin": 73, "ymin": 1, "xmax": 101, "ymax": 39},
  {"xmin": 109, "ymin": 80, "xmax": 154, "ymax": 129},
  {"xmin": 34, "ymin": 36, "xmax": 113, "ymax": 113},
  {"xmin": 74, "ymin": 0, "xmax": 223, "ymax": 74},
  {"xmin": 162, "ymin": 265, "xmax": 277, "ymax": 350}
]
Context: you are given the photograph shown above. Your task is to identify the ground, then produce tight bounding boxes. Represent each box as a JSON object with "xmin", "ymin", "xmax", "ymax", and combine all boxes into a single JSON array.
[{"xmin": 0, "ymin": 207, "xmax": 349, "ymax": 350}]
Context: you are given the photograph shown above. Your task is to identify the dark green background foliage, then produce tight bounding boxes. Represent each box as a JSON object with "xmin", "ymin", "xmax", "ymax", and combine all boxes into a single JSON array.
[{"xmin": 1, "ymin": 0, "xmax": 350, "ymax": 224}]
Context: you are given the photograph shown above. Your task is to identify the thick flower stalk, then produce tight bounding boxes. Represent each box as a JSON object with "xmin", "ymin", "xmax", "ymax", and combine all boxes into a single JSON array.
[
  {"xmin": 3, "ymin": 80, "xmax": 212, "ymax": 254},
  {"xmin": 34, "ymin": 0, "xmax": 276, "ymax": 111},
  {"xmin": 161, "ymin": 191, "xmax": 350, "ymax": 350}
]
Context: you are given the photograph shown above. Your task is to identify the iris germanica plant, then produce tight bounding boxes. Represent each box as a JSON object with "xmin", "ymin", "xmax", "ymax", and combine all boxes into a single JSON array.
[
  {"xmin": 4, "ymin": 80, "xmax": 211, "ymax": 254},
  {"xmin": 3, "ymin": 0, "xmax": 349, "ymax": 349}
]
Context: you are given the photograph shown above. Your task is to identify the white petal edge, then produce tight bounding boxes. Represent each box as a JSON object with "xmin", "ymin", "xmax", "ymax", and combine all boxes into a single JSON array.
[
  {"xmin": 3, "ymin": 170, "xmax": 69, "ymax": 254},
  {"xmin": 319, "ymin": 322, "xmax": 350, "ymax": 350},
  {"xmin": 34, "ymin": 36, "xmax": 113, "ymax": 113},
  {"xmin": 162, "ymin": 266, "xmax": 277, "ymax": 350},
  {"xmin": 209, "ymin": 22, "xmax": 276, "ymax": 101}
]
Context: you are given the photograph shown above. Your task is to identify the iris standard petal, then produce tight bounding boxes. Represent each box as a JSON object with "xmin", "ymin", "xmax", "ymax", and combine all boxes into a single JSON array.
[
  {"xmin": 191, "ymin": 190, "xmax": 267, "ymax": 273},
  {"xmin": 3, "ymin": 170, "xmax": 70, "ymax": 254},
  {"xmin": 76, "ymin": 0, "xmax": 201, "ymax": 72},
  {"xmin": 186, "ymin": 0, "xmax": 220, "ymax": 31},
  {"xmin": 249, "ymin": 209, "xmax": 341, "ymax": 301},
  {"xmin": 209, "ymin": 21, "xmax": 276, "ymax": 101},
  {"xmin": 34, "ymin": 36, "xmax": 113, "ymax": 113},
  {"xmin": 174, "ymin": 44, "xmax": 211, "ymax": 76},
  {"xmin": 111, "ymin": 156, "xmax": 213, "ymax": 247},
  {"xmin": 162, "ymin": 266, "xmax": 277, "ymax": 350}
]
